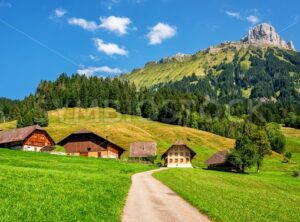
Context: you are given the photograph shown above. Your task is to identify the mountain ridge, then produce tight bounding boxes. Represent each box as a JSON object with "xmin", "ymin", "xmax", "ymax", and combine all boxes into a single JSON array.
[{"xmin": 120, "ymin": 23, "xmax": 299, "ymax": 89}]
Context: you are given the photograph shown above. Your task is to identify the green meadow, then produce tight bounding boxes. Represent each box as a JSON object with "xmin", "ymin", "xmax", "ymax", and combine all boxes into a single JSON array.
[
  {"xmin": 154, "ymin": 169, "xmax": 300, "ymax": 222},
  {"xmin": 0, "ymin": 149, "xmax": 154, "ymax": 222}
]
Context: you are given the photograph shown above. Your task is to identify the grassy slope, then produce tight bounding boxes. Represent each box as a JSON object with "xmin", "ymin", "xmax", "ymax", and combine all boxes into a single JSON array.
[
  {"xmin": 0, "ymin": 149, "xmax": 153, "ymax": 222},
  {"xmin": 0, "ymin": 108, "xmax": 235, "ymax": 167},
  {"xmin": 121, "ymin": 44, "xmax": 239, "ymax": 88},
  {"xmin": 154, "ymin": 169, "xmax": 300, "ymax": 222},
  {"xmin": 121, "ymin": 44, "xmax": 294, "ymax": 89},
  {"xmin": 281, "ymin": 127, "xmax": 300, "ymax": 164}
]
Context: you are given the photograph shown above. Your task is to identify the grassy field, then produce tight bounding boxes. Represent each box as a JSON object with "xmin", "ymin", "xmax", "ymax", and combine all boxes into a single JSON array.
[
  {"xmin": 281, "ymin": 127, "xmax": 300, "ymax": 166},
  {"xmin": 154, "ymin": 169, "xmax": 300, "ymax": 222},
  {"xmin": 0, "ymin": 107, "xmax": 235, "ymax": 167},
  {"xmin": 0, "ymin": 149, "xmax": 154, "ymax": 222}
]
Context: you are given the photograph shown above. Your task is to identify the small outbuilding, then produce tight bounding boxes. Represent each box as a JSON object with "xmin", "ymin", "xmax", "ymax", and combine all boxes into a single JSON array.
[
  {"xmin": 129, "ymin": 142, "xmax": 157, "ymax": 158},
  {"xmin": 205, "ymin": 150, "xmax": 237, "ymax": 171},
  {"xmin": 0, "ymin": 125, "xmax": 55, "ymax": 152},
  {"xmin": 58, "ymin": 129, "xmax": 125, "ymax": 159},
  {"xmin": 162, "ymin": 140, "xmax": 196, "ymax": 168}
]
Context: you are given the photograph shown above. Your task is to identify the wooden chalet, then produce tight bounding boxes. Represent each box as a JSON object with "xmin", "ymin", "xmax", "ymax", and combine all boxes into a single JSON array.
[
  {"xmin": 162, "ymin": 141, "xmax": 196, "ymax": 168},
  {"xmin": 58, "ymin": 129, "xmax": 125, "ymax": 159},
  {"xmin": 205, "ymin": 150, "xmax": 237, "ymax": 171},
  {"xmin": 0, "ymin": 125, "xmax": 55, "ymax": 152},
  {"xmin": 129, "ymin": 142, "xmax": 157, "ymax": 158}
]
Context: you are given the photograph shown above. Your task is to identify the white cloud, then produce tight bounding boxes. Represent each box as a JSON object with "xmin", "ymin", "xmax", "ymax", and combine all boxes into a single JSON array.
[
  {"xmin": 54, "ymin": 8, "xmax": 67, "ymax": 18},
  {"xmin": 77, "ymin": 66, "xmax": 122, "ymax": 76},
  {"xmin": 147, "ymin": 22, "xmax": 177, "ymax": 45},
  {"xmin": 68, "ymin": 17, "xmax": 98, "ymax": 31},
  {"xmin": 102, "ymin": 0, "xmax": 120, "ymax": 10},
  {"xmin": 94, "ymin": 38, "xmax": 128, "ymax": 56},
  {"xmin": 225, "ymin": 10, "xmax": 241, "ymax": 19},
  {"xmin": 246, "ymin": 15, "xmax": 260, "ymax": 24},
  {"xmin": 99, "ymin": 16, "xmax": 132, "ymax": 35},
  {"xmin": 89, "ymin": 54, "xmax": 100, "ymax": 61},
  {"xmin": 0, "ymin": 0, "xmax": 11, "ymax": 8}
]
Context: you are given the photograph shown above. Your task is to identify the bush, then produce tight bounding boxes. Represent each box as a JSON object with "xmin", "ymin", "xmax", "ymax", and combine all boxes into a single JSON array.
[
  {"xmin": 292, "ymin": 170, "xmax": 299, "ymax": 177},
  {"xmin": 284, "ymin": 152, "xmax": 292, "ymax": 160}
]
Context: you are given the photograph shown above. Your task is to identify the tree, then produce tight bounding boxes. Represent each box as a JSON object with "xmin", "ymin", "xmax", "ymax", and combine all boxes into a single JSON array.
[
  {"xmin": 266, "ymin": 123, "xmax": 286, "ymax": 153},
  {"xmin": 244, "ymin": 122, "xmax": 271, "ymax": 172},
  {"xmin": 228, "ymin": 135, "xmax": 258, "ymax": 173}
]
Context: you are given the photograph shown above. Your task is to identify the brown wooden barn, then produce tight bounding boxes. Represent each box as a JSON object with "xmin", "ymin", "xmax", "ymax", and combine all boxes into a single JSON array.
[
  {"xmin": 0, "ymin": 125, "xmax": 55, "ymax": 152},
  {"xmin": 58, "ymin": 129, "xmax": 125, "ymax": 159},
  {"xmin": 162, "ymin": 141, "xmax": 196, "ymax": 168},
  {"xmin": 205, "ymin": 150, "xmax": 237, "ymax": 171},
  {"xmin": 129, "ymin": 142, "xmax": 157, "ymax": 158}
]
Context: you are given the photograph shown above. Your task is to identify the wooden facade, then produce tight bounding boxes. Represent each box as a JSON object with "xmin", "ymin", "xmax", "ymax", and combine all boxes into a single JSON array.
[
  {"xmin": 58, "ymin": 129, "xmax": 125, "ymax": 159},
  {"xmin": 0, "ymin": 125, "xmax": 55, "ymax": 152},
  {"xmin": 162, "ymin": 141, "xmax": 196, "ymax": 168}
]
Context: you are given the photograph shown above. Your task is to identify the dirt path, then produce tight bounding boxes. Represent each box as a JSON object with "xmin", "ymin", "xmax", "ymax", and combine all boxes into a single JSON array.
[{"xmin": 122, "ymin": 169, "xmax": 211, "ymax": 222}]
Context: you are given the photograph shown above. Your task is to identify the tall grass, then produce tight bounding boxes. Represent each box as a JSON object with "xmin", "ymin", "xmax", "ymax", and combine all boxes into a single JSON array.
[
  {"xmin": 154, "ymin": 169, "xmax": 300, "ymax": 222},
  {"xmin": 0, "ymin": 149, "xmax": 154, "ymax": 222}
]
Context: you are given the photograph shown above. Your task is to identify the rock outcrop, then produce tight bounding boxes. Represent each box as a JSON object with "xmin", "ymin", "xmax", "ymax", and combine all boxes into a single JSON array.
[
  {"xmin": 159, "ymin": 53, "xmax": 191, "ymax": 63},
  {"xmin": 241, "ymin": 23, "xmax": 295, "ymax": 51}
]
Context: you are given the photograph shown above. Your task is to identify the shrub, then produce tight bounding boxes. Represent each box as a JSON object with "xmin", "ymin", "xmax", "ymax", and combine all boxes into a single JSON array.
[
  {"xmin": 284, "ymin": 152, "xmax": 292, "ymax": 160},
  {"xmin": 292, "ymin": 170, "xmax": 299, "ymax": 177}
]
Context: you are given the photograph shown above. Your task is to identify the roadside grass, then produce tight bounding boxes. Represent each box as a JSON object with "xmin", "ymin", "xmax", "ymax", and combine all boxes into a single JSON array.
[
  {"xmin": 0, "ymin": 107, "xmax": 235, "ymax": 167},
  {"xmin": 154, "ymin": 168, "xmax": 300, "ymax": 222},
  {"xmin": 0, "ymin": 149, "xmax": 154, "ymax": 222}
]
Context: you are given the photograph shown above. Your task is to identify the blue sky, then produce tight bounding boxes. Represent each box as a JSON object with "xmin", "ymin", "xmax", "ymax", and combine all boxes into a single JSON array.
[{"xmin": 0, "ymin": 0, "xmax": 299, "ymax": 99}]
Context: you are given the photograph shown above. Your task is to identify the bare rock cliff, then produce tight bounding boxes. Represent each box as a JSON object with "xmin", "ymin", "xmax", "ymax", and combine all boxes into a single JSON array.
[{"xmin": 241, "ymin": 23, "xmax": 295, "ymax": 51}]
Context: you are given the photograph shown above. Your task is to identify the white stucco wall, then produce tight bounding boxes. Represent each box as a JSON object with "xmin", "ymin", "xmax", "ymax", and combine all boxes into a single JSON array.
[
  {"xmin": 22, "ymin": 145, "xmax": 43, "ymax": 152},
  {"xmin": 167, "ymin": 163, "xmax": 193, "ymax": 168}
]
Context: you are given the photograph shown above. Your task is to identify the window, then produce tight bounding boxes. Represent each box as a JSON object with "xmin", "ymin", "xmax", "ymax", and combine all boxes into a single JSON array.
[
  {"xmin": 186, "ymin": 158, "xmax": 190, "ymax": 163},
  {"xmin": 180, "ymin": 147, "xmax": 183, "ymax": 151},
  {"xmin": 169, "ymin": 159, "xmax": 173, "ymax": 163},
  {"xmin": 175, "ymin": 147, "xmax": 178, "ymax": 151},
  {"xmin": 87, "ymin": 148, "xmax": 92, "ymax": 152},
  {"xmin": 175, "ymin": 152, "xmax": 178, "ymax": 156},
  {"xmin": 186, "ymin": 152, "xmax": 189, "ymax": 156},
  {"xmin": 169, "ymin": 152, "xmax": 173, "ymax": 157},
  {"xmin": 175, "ymin": 159, "xmax": 178, "ymax": 163},
  {"xmin": 180, "ymin": 159, "xmax": 184, "ymax": 163},
  {"xmin": 180, "ymin": 152, "xmax": 183, "ymax": 156}
]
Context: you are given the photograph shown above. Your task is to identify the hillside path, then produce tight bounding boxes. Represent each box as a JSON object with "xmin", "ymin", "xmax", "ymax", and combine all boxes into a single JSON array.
[{"xmin": 122, "ymin": 168, "xmax": 211, "ymax": 222}]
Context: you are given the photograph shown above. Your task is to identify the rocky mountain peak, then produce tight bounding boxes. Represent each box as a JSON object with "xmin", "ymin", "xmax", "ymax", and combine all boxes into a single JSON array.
[{"xmin": 241, "ymin": 23, "xmax": 295, "ymax": 51}]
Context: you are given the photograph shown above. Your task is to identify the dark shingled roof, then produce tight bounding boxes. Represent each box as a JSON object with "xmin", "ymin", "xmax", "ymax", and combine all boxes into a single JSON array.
[
  {"xmin": 161, "ymin": 141, "xmax": 196, "ymax": 159},
  {"xmin": 0, "ymin": 125, "xmax": 45, "ymax": 145},
  {"xmin": 205, "ymin": 150, "xmax": 229, "ymax": 166},
  {"xmin": 58, "ymin": 128, "xmax": 125, "ymax": 151},
  {"xmin": 129, "ymin": 142, "xmax": 157, "ymax": 157}
]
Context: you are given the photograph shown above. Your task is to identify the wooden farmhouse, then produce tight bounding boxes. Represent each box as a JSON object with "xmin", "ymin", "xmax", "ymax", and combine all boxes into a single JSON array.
[
  {"xmin": 58, "ymin": 129, "xmax": 125, "ymax": 159},
  {"xmin": 0, "ymin": 125, "xmax": 55, "ymax": 152},
  {"xmin": 129, "ymin": 142, "xmax": 157, "ymax": 158},
  {"xmin": 205, "ymin": 150, "xmax": 237, "ymax": 171},
  {"xmin": 162, "ymin": 141, "xmax": 196, "ymax": 167}
]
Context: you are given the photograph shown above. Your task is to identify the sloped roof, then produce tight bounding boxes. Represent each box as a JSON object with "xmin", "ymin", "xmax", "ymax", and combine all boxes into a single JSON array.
[
  {"xmin": 0, "ymin": 125, "xmax": 44, "ymax": 145},
  {"xmin": 205, "ymin": 150, "xmax": 229, "ymax": 166},
  {"xmin": 58, "ymin": 128, "xmax": 125, "ymax": 151},
  {"xmin": 129, "ymin": 142, "xmax": 157, "ymax": 157},
  {"xmin": 72, "ymin": 128, "xmax": 94, "ymax": 134},
  {"xmin": 161, "ymin": 141, "xmax": 196, "ymax": 159}
]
